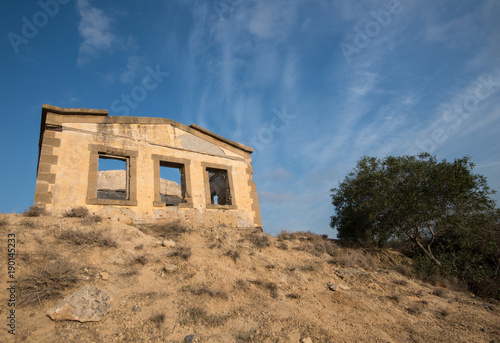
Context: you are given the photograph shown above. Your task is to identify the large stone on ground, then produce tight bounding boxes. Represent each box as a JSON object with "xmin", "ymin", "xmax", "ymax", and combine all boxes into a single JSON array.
[{"xmin": 47, "ymin": 285, "xmax": 112, "ymax": 322}]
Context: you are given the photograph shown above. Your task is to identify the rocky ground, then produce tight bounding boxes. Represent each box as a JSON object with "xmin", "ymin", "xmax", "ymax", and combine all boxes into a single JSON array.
[{"xmin": 0, "ymin": 213, "xmax": 499, "ymax": 342}]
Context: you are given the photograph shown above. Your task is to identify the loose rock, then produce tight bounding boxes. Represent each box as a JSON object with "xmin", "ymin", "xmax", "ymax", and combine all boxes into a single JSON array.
[
  {"xmin": 162, "ymin": 239, "xmax": 176, "ymax": 247},
  {"xmin": 47, "ymin": 285, "xmax": 112, "ymax": 322},
  {"xmin": 328, "ymin": 283, "xmax": 350, "ymax": 291},
  {"xmin": 163, "ymin": 264, "xmax": 178, "ymax": 272},
  {"xmin": 185, "ymin": 334, "xmax": 198, "ymax": 342},
  {"xmin": 301, "ymin": 337, "xmax": 313, "ymax": 343}
]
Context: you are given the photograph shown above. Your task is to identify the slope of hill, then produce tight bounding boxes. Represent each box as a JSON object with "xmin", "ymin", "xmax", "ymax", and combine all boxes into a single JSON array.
[{"xmin": 1, "ymin": 213, "xmax": 499, "ymax": 342}]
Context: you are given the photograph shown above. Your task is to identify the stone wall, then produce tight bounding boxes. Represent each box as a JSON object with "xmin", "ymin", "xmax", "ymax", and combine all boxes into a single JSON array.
[{"xmin": 34, "ymin": 105, "xmax": 262, "ymax": 228}]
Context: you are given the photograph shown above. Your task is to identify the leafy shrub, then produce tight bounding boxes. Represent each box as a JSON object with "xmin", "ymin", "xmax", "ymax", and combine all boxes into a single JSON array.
[
  {"xmin": 22, "ymin": 206, "xmax": 46, "ymax": 217},
  {"xmin": 63, "ymin": 206, "xmax": 89, "ymax": 218}
]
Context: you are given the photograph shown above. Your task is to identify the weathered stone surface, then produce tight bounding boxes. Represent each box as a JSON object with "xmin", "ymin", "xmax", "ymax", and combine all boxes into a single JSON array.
[
  {"xmin": 97, "ymin": 170, "xmax": 126, "ymax": 190},
  {"xmin": 160, "ymin": 178, "xmax": 181, "ymax": 197},
  {"xmin": 180, "ymin": 133, "xmax": 225, "ymax": 156},
  {"xmin": 328, "ymin": 283, "xmax": 350, "ymax": 291},
  {"xmin": 184, "ymin": 334, "xmax": 199, "ymax": 343},
  {"xmin": 163, "ymin": 265, "xmax": 178, "ymax": 272},
  {"xmin": 47, "ymin": 285, "xmax": 112, "ymax": 322},
  {"xmin": 162, "ymin": 239, "xmax": 176, "ymax": 247},
  {"xmin": 34, "ymin": 104, "xmax": 262, "ymax": 229}
]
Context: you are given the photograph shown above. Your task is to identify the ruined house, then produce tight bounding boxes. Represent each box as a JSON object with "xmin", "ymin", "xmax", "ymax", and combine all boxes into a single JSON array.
[{"xmin": 34, "ymin": 104, "xmax": 262, "ymax": 228}]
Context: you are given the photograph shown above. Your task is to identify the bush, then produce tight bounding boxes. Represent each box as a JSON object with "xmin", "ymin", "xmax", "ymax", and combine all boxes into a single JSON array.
[
  {"xmin": 19, "ymin": 257, "xmax": 78, "ymax": 306},
  {"xmin": 22, "ymin": 206, "xmax": 46, "ymax": 217},
  {"xmin": 248, "ymin": 233, "xmax": 270, "ymax": 249},
  {"xmin": 63, "ymin": 206, "xmax": 89, "ymax": 218}
]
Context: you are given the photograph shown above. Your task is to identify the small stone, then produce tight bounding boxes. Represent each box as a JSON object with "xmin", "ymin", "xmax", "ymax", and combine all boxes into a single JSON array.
[
  {"xmin": 100, "ymin": 272, "xmax": 109, "ymax": 281},
  {"xmin": 185, "ymin": 334, "xmax": 198, "ymax": 342},
  {"xmin": 301, "ymin": 337, "xmax": 313, "ymax": 343},
  {"xmin": 132, "ymin": 305, "xmax": 138, "ymax": 311},
  {"xmin": 328, "ymin": 283, "xmax": 350, "ymax": 291},
  {"xmin": 162, "ymin": 240, "xmax": 176, "ymax": 248},
  {"xmin": 163, "ymin": 265, "xmax": 178, "ymax": 272}
]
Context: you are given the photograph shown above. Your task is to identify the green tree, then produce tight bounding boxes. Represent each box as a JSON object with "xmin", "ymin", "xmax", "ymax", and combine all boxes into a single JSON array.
[{"xmin": 330, "ymin": 154, "xmax": 497, "ymax": 267}]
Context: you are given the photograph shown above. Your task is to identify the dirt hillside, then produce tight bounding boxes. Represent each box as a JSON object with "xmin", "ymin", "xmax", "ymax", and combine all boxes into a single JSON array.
[{"xmin": 1, "ymin": 213, "xmax": 499, "ymax": 342}]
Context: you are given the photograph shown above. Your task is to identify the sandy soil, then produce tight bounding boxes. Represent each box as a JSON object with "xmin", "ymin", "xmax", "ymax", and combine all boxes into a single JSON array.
[{"xmin": 0, "ymin": 213, "xmax": 498, "ymax": 343}]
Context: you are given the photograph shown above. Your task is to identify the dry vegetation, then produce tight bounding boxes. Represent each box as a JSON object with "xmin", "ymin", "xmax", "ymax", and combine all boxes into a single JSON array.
[{"xmin": 0, "ymin": 213, "xmax": 499, "ymax": 342}]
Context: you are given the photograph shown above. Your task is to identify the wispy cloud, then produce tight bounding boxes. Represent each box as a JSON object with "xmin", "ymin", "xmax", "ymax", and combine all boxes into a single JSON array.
[
  {"xmin": 76, "ymin": 0, "xmax": 116, "ymax": 66},
  {"xmin": 119, "ymin": 55, "xmax": 144, "ymax": 84}
]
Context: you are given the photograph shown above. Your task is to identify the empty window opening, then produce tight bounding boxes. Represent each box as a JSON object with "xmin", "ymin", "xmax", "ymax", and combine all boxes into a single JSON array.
[
  {"xmin": 207, "ymin": 168, "xmax": 231, "ymax": 205},
  {"xmin": 160, "ymin": 162, "xmax": 185, "ymax": 206},
  {"xmin": 97, "ymin": 155, "xmax": 128, "ymax": 200}
]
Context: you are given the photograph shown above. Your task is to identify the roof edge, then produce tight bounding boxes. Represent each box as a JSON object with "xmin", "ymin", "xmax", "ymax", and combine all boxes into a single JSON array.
[
  {"xmin": 189, "ymin": 124, "xmax": 254, "ymax": 154},
  {"xmin": 42, "ymin": 104, "xmax": 109, "ymax": 116}
]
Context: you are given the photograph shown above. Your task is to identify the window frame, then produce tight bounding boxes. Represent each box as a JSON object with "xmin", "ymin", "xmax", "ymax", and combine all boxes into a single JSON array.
[
  {"xmin": 153, "ymin": 154, "xmax": 193, "ymax": 208},
  {"xmin": 202, "ymin": 162, "xmax": 237, "ymax": 209},
  {"xmin": 86, "ymin": 145, "xmax": 138, "ymax": 206}
]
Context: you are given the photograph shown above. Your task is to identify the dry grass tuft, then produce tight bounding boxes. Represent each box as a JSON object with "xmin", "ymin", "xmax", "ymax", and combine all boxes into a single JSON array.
[
  {"xmin": 62, "ymin": 206, "xmax": 89, "ymax": 218},
  {"xmin": 406, "ymin": 303, "xmax": 424, "ymax": 315},
  {"xmin": 387, "ymin": 295, "xmax": 400, "ymax": 303},
  {"xmin": 132, "ymin": 254, "xmax": 148, "ymax": 265},
  {"xmin": 280, "ymin": 230, "xmax": 338, "ymax": 257},
  {"xmin": 180, "ymin": 306, "xmax": 229, "ymax": 327},
  {"xmin": 247, "ymin": 233, "xmax": 271, "ymax": 249},
  {"xmin": 432, "ymin": 288, "xmax": 447, "ymax": 297},
  {"xmin": 168, "ymin": 246, "xmax": 192, "ymax": 260},
  {"xmin": 22, "ymin": 206, "xmax": 46, "ymax": 217},
  {"xmin": 81, "ymin": 214, "xmax": 103, "ymax": 225},
  {"xmin": 225, "ymin": 249, "xmax": 240, "ymax": 263},
  {"xmin": 184, "ymin": 284, "xmax": 228, "ymax": 300},
  {"xmin": 148, "ymin": 313, "xmax": 165, "ymax": 328},
  {"xmin": 393, "ymin": 279, "xmax": 408, "ymax": 286},
  {"xmin": 248, "ymin": 279, "xmax": 279, "ymax": 298},
  {"xmin": 395, "ymin": 264, "xmax": 414, "ymax": 278},
  {"xmin": 57, "ymin": 228, "xmax": 117, "ymax": 247},
  {"xmin": 0, "ymin": 218, "xmax": 9, "ymax": 227},
  {"xmin": 20, "ymin": 219, "xmax": 36, "ymax": 227},
  {"xmin": 18, "ymin": 254, "xmax": 78, "ymax": 306},
  {"xmin": 329, "ymin": 248, "xmax": 377, "ymax": 269},
  {"xmin": 139, "ymin": 220, "xmax": 189, "ymax": 240}
]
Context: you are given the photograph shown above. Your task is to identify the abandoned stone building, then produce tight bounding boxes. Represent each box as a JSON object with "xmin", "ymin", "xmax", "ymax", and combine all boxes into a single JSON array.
[{"xmin": 34, "ymin": 104, "xmax": 262, "ymax": 228}]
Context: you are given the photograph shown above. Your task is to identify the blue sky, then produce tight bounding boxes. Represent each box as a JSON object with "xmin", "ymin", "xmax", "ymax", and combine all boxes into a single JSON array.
[{"xmin": 1, "ymin": 0, "xmax": 499, "ymax": 236}]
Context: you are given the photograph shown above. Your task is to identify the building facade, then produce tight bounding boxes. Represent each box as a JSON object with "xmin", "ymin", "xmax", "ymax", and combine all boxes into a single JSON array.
[{"xmin": 34, "ymin": 104, "xmax": 262, "ymax": 228}]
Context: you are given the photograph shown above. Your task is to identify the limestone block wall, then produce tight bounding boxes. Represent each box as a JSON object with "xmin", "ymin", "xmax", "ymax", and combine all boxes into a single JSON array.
[{"xmin": 34, "ymin": 105, "xmax": 262, "ymax": 228}]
